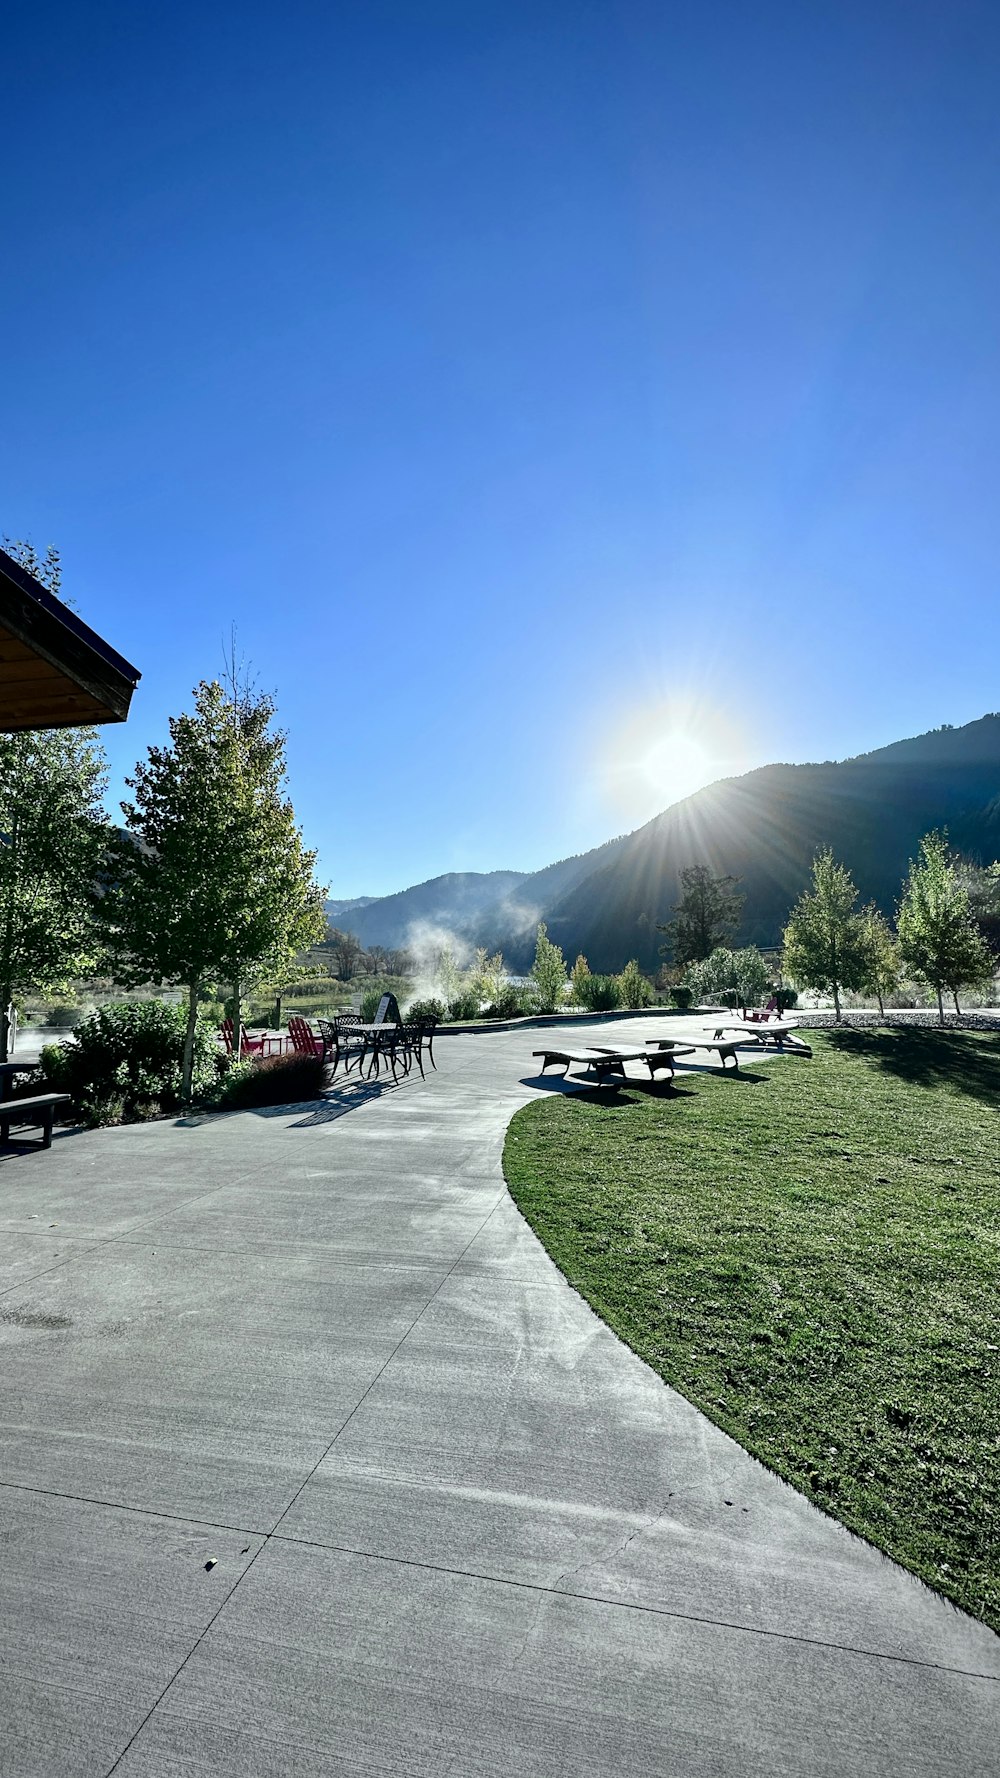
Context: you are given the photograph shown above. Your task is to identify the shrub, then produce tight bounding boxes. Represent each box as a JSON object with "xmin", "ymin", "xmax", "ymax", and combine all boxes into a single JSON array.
[
  {"xmin": 359, "ymin": 987, "xmax": 383, "ymax": 1021},
  {"xmin": 616, "ymin": 960, "xmax": 652, "ymax": 1009},
  {"xmin": 406, "ymin": 996, "xmax": 447, "ymax": 1024},
  {"xmin": 447, "ymin": 991, "xmax": 480, "ymax": 1022},
  {"xmin": 41, "ymin": 999, "xmax": 218, "ymax": 1127},
  {"xmin": 573, "ymin": 973, "xmax": 621, "ymax": 1013},
  {"xmin": 775, "ymin": 986, "xmax": 798, "ymax": 1013},
  {"xmin": 482, "ymin": 984, "xmax": 537, "ymax": 1020},
  {"xmin": 669, "ymin": 986, "xmax": 693, "ymax": 1009},
  {"xmin": 44, "ymin": 1003, "xmax": 85, "ymax": 1028},
  {"xmin": 209, "ymin": 1052, "xmax": 326, "ymax": 1109}
]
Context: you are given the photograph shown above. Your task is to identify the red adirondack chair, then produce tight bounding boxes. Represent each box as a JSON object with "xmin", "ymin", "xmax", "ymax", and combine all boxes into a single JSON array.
[
  {"xmin": 286, "ymin": 1015, "xmax": 325, "ymax": 1059},
  {"xmin": 220, "ymin": 1019, "xmax": 269, "ymax": 1058}
]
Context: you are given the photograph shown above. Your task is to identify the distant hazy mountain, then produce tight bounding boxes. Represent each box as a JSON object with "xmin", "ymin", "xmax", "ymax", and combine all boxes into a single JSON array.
[
  {"xmin": 324, "ymin": 870, "xmax": 527, "ymax": 950},
  {"xmin": 531, "ymin": 715, "xmax": 1000, "ymax": 972},
  {"xmin": 328, "ymin": 715, "xmax": 1000, "ymax": 971},
  {"xmin": 325, "ymin": 895, "xmax": 378, "ymax": 920}
]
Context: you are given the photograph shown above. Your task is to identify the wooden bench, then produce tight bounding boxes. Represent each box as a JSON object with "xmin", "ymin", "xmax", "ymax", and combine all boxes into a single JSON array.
[
  {"xmin": 533, "ymin": 1046, "xmax": 695, "ymax": 1084},
  {"xmin": 0, "ymin": 1092, "xmax": 71, "ymax": 1149}
]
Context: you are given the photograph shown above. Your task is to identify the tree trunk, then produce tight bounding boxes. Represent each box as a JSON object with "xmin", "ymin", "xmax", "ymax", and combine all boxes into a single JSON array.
[
  {"xmin": 181, "ymin": 981, "xmax": 200, "ymax": 1103},
  {"xmin": 232, "ymin": 973, "xmax": 242, "ymax": 1056},
  {"xmin": 876, "ymin": 990, "xmax": 885, "ymax": 1019},
  {"xmin": 0, "ymin": 994, "xmax": 12, "ymax": 1064},
  {"xmin": 936, "ymin": 985, "xmax": 944, "ymax": 1025},
  {"xmin": 274, "ymin": 989, "xmax": 283, "ymax": 1030},
  {"xmin": 832, "ymin": 981, "xmax": 841, "ymax": 1022},
  {"xmin": 952, "ymin": 990, "xmax": 961, "ymax": 1016}
]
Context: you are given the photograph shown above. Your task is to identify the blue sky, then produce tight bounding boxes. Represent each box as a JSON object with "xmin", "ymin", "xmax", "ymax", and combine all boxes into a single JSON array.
[{"xmin": 4, "ymin": 1, "xmax": 999, "ymax": 896}]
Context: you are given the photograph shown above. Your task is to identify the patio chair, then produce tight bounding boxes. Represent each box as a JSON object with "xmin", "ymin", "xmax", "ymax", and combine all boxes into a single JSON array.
[
  {"xmin": 220, "ymin": 1019, "xmax": 268, "ymax": 1058},
  {"xmin": 287, "ymin": 1015, "xmax": 325, "ymax": 1059},
  {"xmin": 333, "ymin": 1012, "xmax": 366, "ymax": 1074},
  {"xmin": 408, "ymin": 1015, "xmax": 438, "ymax": 1071}
]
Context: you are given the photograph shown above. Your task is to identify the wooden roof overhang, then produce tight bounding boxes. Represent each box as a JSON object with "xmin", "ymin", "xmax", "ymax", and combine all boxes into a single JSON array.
[{"xmin": 0, "ymin": 546, "xmax": 140, "ymax": 732}]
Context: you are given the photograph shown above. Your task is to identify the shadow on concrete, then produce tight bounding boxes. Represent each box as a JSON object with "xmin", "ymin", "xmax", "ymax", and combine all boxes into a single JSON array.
[
  {"xmin": 523, "ymin": 1072, "xmax": 698, "ymax": 1102},
  {"xmin": 0, "ymin": 1124, "xmax": 83, "ymax": 1161},
  {"xmin": 823, "ymin": 1026, "xmax": 1000, "ymax": 1106},
  {"xmin": 174, "ymin": 1075, "xmax": 406, "ymax": 1131}
]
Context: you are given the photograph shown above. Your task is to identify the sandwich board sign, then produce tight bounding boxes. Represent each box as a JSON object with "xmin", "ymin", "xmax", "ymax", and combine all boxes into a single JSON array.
[{"xmin": 374, "ymin": 992, "xmax": 402, "ymax": 1026}]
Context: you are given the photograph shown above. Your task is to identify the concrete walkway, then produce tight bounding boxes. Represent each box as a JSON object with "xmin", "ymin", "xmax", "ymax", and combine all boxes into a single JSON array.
[{"xmin": 0, "ymin": 1018, "xmax": 996, "ymax": 1776}]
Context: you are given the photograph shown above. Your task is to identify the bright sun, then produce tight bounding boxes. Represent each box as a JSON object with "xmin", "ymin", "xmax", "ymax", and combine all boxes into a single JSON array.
[
  {"xmin": 596, "ymin": 699, "xmax": 746, "ymax": 822},
  {"xmin": 639, "ymin": 731, "xmax": 715, "ymax": 806}
]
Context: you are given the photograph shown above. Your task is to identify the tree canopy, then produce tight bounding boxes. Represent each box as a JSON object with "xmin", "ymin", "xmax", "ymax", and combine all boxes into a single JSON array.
[
  {"xmin": 897, "ymin": 832, "xmax": 993, "ymax": 1022},
  {"xmin": 530, "ymin": 922, "xmax": 568, "ymax": 1013},
  {"xmin": 782, "ymin": 849, "xmax": 867, "ymax": 1020},
  {"xmin": 0, "ymin": 726, "xmax": 109, "ymax": 1059},
  {"xmin": 104, "ymin": 679, "xmax": 325, "ymax": 1095},
  {"xmin": 684, "ymin": 944, "xmax": 769, "ymax": 1009},
  {"xmin": 659, "ymin": 865, "xmax": 744, "ymax": 966}
]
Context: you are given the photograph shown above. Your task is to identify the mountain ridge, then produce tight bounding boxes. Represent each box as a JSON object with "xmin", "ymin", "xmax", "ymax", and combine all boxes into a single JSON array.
[{"xmin": 328, "ymin": 715, "xmax": 1000, "ymax": 970}]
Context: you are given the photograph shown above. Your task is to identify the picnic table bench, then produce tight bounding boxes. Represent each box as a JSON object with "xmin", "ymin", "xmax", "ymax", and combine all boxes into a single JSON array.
[
  {"xmin": 0, "ymin": 1092, "xmax": 71, "ymax": 1149},
  {"xmin": 533, "ymin": 1045, "xmax": 695, "ymax": 1084}
]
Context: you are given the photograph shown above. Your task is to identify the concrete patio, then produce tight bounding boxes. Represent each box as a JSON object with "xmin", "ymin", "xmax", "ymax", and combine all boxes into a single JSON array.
[{"xmin": 0, "ymin": 1017, "xmax": 996, "ymax": 1775}]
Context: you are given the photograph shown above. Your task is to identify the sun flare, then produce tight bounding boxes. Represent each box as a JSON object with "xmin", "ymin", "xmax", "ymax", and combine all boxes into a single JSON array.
[
  {"xmin": 639, "ymin": 731, "xmax": 715, "ymax": 806},
  {"xmin": 595, "ymin": 699, "xmax": 747, "ymax": 823}
]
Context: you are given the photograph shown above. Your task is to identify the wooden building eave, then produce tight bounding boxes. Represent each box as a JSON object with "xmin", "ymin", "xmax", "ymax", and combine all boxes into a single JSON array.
[{"xmin": 0, "ymin": 546, "xmax": 140, "ymax": 732}]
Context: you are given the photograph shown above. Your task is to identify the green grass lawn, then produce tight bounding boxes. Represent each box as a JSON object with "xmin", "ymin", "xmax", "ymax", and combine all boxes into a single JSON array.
[{"xmin": 503, "ymin": 1029, "xmax": 999, "ymax": 1630}]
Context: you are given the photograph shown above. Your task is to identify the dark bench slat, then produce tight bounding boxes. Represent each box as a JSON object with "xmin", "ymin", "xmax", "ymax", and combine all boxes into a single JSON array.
[{"xmin": 0, "ymin": 1092, "xmax": 71, "ymax": 1151}]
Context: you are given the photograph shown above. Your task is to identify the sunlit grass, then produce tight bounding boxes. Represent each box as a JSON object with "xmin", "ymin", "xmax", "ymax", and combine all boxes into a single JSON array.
[{"xmin": 503, "ymin": 1030, "xmax": 1000, "ymax": 1629}]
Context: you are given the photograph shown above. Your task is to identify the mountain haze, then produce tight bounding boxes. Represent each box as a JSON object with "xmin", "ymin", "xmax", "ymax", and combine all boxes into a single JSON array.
[
  {"xmin": 324, "ymin": 870, "xmax": 527, "ymax": 950},
  {"xmin": 330, "ymin": 716, "xmax": 1000, "ymax": 971}
]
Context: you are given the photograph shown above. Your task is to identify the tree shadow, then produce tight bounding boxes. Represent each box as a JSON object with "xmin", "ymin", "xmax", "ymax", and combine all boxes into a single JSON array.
[
  {"xmin": 175, "ymin": 1073, "xmax": 402, "ymax": 1129},
  {"xmin": 823, "ymin": 1027, "xmax": 1000, "ymax": 1106}
]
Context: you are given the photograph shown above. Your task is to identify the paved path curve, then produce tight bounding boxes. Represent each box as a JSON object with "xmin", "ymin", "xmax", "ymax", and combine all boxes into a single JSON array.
[{"xmin": 0, "ymin": 1019, "xmax": 996, "ymax": 1775}]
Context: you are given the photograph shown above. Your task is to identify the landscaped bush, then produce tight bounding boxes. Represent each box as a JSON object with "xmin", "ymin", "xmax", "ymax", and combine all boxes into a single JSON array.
[
  {"xmin": 775, "ymin": 986, "xmax": 798, "ymax": 1013},
  {"xmin": 209, "ymin": 1052, "xmax": 326, "ymax": 1109},
  {"xmin": 669, "ymin": 986, "xmax": 694, "ymax": 1009},
  {"xmin": 616, "ymin": 960, "xmax": 653, "ymax": 1009},
  {"xmin": 41, "ymin": 999, "xmax": 218, "ymax": 1127},
  {"xmin": 573, "ymin": 972, "xmax": 621, "ymax": 1012},
  {"xmin": 406, "ymin": 997, "xmax": 446, "ymax": 1023},
  {"xmin": 447, "ymin": 991, "xmax": 480, "ymax": 1021},
  {"xmin": 482, "ymin": 984, "xmax": 538, "ymax": 1020}
]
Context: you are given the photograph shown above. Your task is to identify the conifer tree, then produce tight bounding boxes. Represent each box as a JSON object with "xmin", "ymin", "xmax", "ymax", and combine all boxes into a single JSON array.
[{"xmin": 105, "ymin": 681, "xmax": 325, "ymax": 1097}]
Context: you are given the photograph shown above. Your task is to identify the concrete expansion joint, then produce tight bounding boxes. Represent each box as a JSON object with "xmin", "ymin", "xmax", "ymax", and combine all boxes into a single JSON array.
[{"xmin": 261, "ymin": 1531, "xmax": 1000, "ymax": 1686}]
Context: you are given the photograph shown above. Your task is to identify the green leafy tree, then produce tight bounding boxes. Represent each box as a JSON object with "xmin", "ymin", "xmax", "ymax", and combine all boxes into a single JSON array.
[
  {"xmin": 858, "ymin": 906, "xmax": 901, "ymax": 1018},
  {"xmin": 104, "ymin": 680, "xmax": 325, "ymax": 1098},
  {"xmin": 470, "ymin": 947, "xmax": 505, "ymax": 1007},
  {"xmin": 897, "ymin": 832, "xmax": 993, "ymax": 1023},
  {"xmin": 616, "ymin": 958, "xmax": 652, "ymax": 1009},
  {"xmin": 328, "ymin": 927, "xmax": 363, "ymax": 981},
  {"xmin": 956, "ymin": 858, "xmax": 1000, "ymax": 960},
  {"xmin": 658, "ymin": 865, "xmax": 744, "ymax": 966},
  {"xmin": 684, "ymin": 944, "xmax": 769, "ymax": 1009},
  {"xmin": 530, "ymin": 922, "xmax": 568, "ymax": 1013},
  {"xmin": 570, "ymin": 954, "xmax": 593, "ymax": 1005},
  {"xmin": 2, "ymin": 535, "xmax": 64, "ymax": 599},
  {"xmin": 0, "ymin": 727, "xmax": 110, "ymax": 1059},
  {"xmin": 782, "ymin": 849, "xmax": 867, "ymax": 1022}
]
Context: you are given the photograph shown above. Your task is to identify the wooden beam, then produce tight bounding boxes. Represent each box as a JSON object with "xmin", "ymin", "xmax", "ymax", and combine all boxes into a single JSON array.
[{"xmin": 0, "ymin": 550, "xmax": 140, "ymax": 731}]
